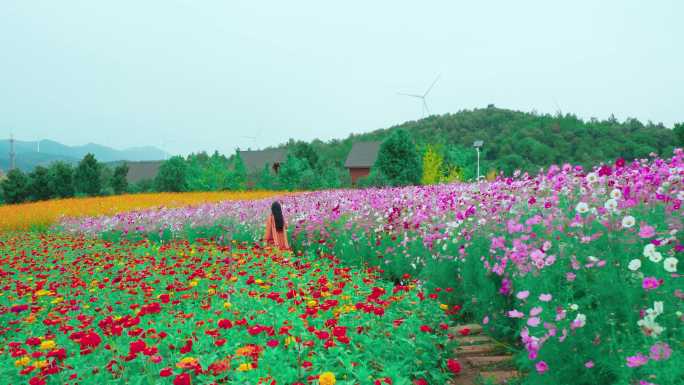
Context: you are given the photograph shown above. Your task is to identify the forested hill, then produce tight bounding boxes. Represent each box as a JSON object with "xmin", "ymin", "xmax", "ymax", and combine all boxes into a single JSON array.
[{"xmin": 299, "ymin": 106, "xmax": 678, "ymax": 175}]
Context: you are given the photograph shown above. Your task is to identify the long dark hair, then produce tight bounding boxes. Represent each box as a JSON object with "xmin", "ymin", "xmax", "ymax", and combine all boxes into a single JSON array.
[{"xmin": 271, "ymin": 201, "xmax": 284, "ymax": 231}]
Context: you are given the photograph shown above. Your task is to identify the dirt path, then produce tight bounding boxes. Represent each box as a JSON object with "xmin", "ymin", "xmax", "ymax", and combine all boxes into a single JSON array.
[{"xmin": 448, "ymin": 324, "xmax": 520, "ymax": 385}]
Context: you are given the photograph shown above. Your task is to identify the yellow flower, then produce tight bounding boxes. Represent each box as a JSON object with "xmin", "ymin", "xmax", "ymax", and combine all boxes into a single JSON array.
[
  {"xmin": 223, "ymin": 302, "xmax": 232, "ymax": 309},
  {"xmin": 189, "ymin": 280, "xmax": 199, "ymax": 287},
  {"xmin": 39, "ymin": 340, "xmax": 56, "ymax": 350},
  {"xmin": 319, "ymin": 371, "xmax": 336, "ymax": 385},
  {"xmin": 35, "ymin": 289, "xmax": 53, "ymax": 297},
  {"xmin": 176, "ymin": 357, "xmax": 198, "ymax": 368},
  {"xmin": 208, "ymin": 288, "xmax": 216, "ymax": 295},
  {"xmin": 307, "ymin": 300, "xmax": 318, "ymax": 307},
  {"xmin": 284, "ymin": 336, "xmax": 296, "ymax": 346},
  {"xmin": 14, "ymin": 356, "xmax": 30, "ymax": 367},
  {"xmin": 237, "ymin": 362, "xmax": 253, "ymax": 371},
  {"xmin": 33, "ymin": 360, "xmax": 48, "ymax": 369},
  {"xmin": 51, "ymin": 297, "xmax": 64, "ymax": 304},
  {"xmin": 255, "ymin": 279, "xmax": 264, "ymax": 284},
  {"xmin": 440, "ymin": 304, "xmax": 449, "ymax": 311}
]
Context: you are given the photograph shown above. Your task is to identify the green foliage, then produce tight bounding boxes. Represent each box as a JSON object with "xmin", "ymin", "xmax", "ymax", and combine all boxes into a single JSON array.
[
  {"xmin": 27, "ymin": 166, "xmax": 52, "ymax": 201},
  {"xmin": 278, "ymin": 153, "xmax": 307, "ymax": 190},
  {"xmin": 375, "ymin": 129, "xmax": 422, "ymax": 186},
  {"xmin": 47, "ymin": 161, "xmax": 75, "ymax": 198},
  {"xmin": 256, "ymin": 163, "xmax": 276, "ymax": 190},
  {"xmin": 1, "ymin": 169, "xmax": 30, "ymax": 204},
  {"xmin": 421, "ymin": 145, "xmax": 443, "ymax": 185},
  {"xmin": 74, "ymin": 153, "xmax": 102, "ymax": 196},
  {"xmin": 290, "ymin": 140, "xmax": 320, "ymax": 169},
  {"xmin": 229, "ymin": 150, "xmax": 248, "ymax": 191},
  {"xmin": 675, "ymin": 122, "xmax": 684, "ymax": 147},
  {"xmin": 357, "ymin": 167, "xmax": 390, "ymax": 188},
  {"xmin": 186, "ymin": 152, "xmax": 230, "ymax": 191},
  {"xmin": 129, "ymin": 178, "xmax": 155, "ymax": 193},
  {"xmin": 111, "ymin": 164, "xmax": 129, "ymax": 194},
  {"xmin": 155, "ymin": 156, "xmax": 188, "ymax": 192}
]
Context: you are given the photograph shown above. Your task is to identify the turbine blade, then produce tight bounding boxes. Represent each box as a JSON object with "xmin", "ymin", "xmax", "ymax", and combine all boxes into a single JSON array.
[
  {"xmin": 423, "ymin": 99, "xmax": 430, "ymax": 115},
  {"xmin": 397, "ymin": 92, "xmax": 424, "ymax": 98},
  {"xmin": 423, "ymin": 74, "xmax": 441, "ymax": 97}
]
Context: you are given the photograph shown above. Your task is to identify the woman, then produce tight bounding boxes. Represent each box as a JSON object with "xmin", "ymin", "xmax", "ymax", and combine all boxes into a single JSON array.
[{"xmin": 264, "ymin": 201, "xmax": 290, "ymax": 250}]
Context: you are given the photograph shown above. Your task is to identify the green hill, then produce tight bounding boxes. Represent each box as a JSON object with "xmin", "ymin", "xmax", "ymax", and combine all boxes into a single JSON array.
[{"xmin": 293, "ymin": 106, "xmax": 677, "ymax": 175}]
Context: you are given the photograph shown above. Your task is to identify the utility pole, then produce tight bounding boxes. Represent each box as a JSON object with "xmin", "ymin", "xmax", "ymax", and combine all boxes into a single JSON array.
[
  {"xmin": 9, "ymin": 133, "xmax": 16, "ymax": 170},
  {"xmin": 473, "ymin": 140, "xmax": 483, "ymax": 182}
]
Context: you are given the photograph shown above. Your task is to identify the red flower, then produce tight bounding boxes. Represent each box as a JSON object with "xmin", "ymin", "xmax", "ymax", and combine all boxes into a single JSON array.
[
  {"xmin": 447, "ymin": 359, "xmax": 462, "ymax": 374},
  {"xmin": 29, "ymin": 377, "xmax": 46, "ymax": 385},
  {"xmin": 458, "ymin": 328, "xmax": 470, "ymax": 336},
  {"xmin": 26, "ymin": 337, "xmax": 41, "ymax": 346},
  {"xmin": 173, "ymin": 372, "xmax": 191, "ymax": 385},
  {"xmin": 413, "ymin": 379, "xmax": 428, "ymax": 385},
  {"xmin": 267, "ymin": 339, "xmax": 279, "ymax": 347},
  {"xmin": 419, "ymin": 325, "xmax": 433, "ymax": 333},
  {"xmin": 218, "ymin": 319, "xmax": 233, "ymax": 329}
]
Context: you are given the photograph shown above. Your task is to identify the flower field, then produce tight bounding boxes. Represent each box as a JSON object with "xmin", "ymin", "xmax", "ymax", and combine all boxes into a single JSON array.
[
  {"xmin": 2, "ymin": 150, "xmax": 683, "ymax": 385},
  {"xmin": 0, "ymin": 191, "xmax": 284, "ymax": 232}
]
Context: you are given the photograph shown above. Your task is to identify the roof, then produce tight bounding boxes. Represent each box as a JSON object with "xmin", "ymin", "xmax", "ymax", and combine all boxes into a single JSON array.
[
  {"xmin": 239, "ymin": 149, "xmax": 286, "ymax": 173},
  {"xmin": 123, "ymin": 160, "xmax": 164, "ymax": 183},
  {"xmin": 344, "ymin": 141, "xmax": 381, "ymax": 168}
]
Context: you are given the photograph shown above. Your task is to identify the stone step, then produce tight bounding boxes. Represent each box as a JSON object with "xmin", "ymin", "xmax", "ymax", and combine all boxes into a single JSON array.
[
  {"xmin": 454, "ymin": 335, "xmax": 494, "ymax": 345},
  {"xmin": 480, "ymin": 370, "xmax": 520, "ymax": 384},
  {"xmin": 464, "ymin": 355, "xmax": 514, "ymax": 369},
  {"xmin": 448, "ymin": 324, "xmax": 484, "ymax": 336},
  {"xmin": 455, "ymin": 343, "xmax": 500, "ymax": 356}
]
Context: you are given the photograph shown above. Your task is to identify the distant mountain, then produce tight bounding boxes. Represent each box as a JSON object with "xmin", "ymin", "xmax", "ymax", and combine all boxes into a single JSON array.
[{"xmin": 0, "ymin": 139, "xmax": 168, "ymax": 172}]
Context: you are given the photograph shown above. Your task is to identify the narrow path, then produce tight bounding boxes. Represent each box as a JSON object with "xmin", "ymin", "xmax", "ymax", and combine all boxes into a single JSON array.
[{"xmin": 448, "ymin": 324, "xmax": 520, "ymax": 385}]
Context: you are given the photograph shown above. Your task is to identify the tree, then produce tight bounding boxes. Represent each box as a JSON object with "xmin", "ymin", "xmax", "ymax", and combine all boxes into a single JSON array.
[
  {"xmin": 256, "ymin": 163, "xmax": 276, "ymax": 190},
  {"xmin": 28, "ymin": 166, "xmax": 52, "ymax": 201},
  {"xmin": 155, "ymin": 156, "xmax": 188, "ymax": 192},
  {"xmin": 47, "ymin": 162, "xmax": 75, "ymax": 198},
  {"xmin": 421, "ymin": 145, "xmax": 443, "ymax": 185},
  {"xmin": 292, "ymin": 141, "xmax": 319, "ymax": 169},
  {"xmin": 1, "ymin": 169, "xmax": 30, "ymax": 204},
  {"xmin": 375, "ymin": 129, "xmax": 422, "ymax": 186},
  {"xmin": 111, "ymin": 164, "xmax": 129, "ymax": 194},
  {"xmin": 229, "ymin": 151, "xmax": 247, "ymax": 191},
  {"xmin": 675, "ymin": 122, "xmax": 684, "ymax": 147},
  {"xmin": 278, "ymin": 153, "xmax": 307, "ymax": 190},
  {"xmin": 74, "ymin": 153, "xmax": 102, "ymax": 196}
]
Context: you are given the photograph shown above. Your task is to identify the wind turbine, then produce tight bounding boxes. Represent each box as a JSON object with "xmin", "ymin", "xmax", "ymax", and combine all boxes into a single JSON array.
[{"xmin": 397, "ymin": 74, "xmax": 441, "ymax": 118}]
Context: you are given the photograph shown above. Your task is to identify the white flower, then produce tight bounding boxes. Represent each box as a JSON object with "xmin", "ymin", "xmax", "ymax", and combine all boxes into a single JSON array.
[
  {"xmin": 610, "ymin": 189, "xmax": 622, "ymax": 199},
  {"xmin": 621, "ymin": 215, "xmax": 636, "ymax": 228},
  {"xmin": 664, "ymin": 257, "xmax": 678, "ymax": 273},
  {"xmin": 574, "ymin": 313, "xmax": 587, "ymax": 327},
  {"xmin": 570, "ymin": 303, "xmax": 579, "ymax": 311},
  {"xmin": 586, "ymin": 172, "xmax": 599, "ymax": 184},
  {"xmin": 677, "ymin": 191, "xmax": 684, "ymax": 201},
  {"xmin": 653, "ymin": 301, "xmax": 664, "ymax": 315},
  {"xmin": 628, "ymin": 259, "xmax": 641, "ymax": 271},
  {"xmin": 604, "ymin": 198, "xmax": 618, "ymax": 211},
  {"xmin": 643, "ymin": 244, "xmax": 656, "ymax": 258},
  {"xmin": 576, "ymin": 202, "xmax": 590, "ymax": 214},
  {"xmin": 588, "ymin": 256, "xmax": 599, "ymax": 263},
  {"xmin": 649, "ymin": 251, "xmax": 663, "ymax": 263}
]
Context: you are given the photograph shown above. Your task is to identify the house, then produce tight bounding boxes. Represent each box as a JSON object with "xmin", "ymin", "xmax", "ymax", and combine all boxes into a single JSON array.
[
  {"xmin": 238, "ymin": 149, "xmax": 286, "ymax": 175},
  {"xmin": 123, "ymin": 160, "xmax": 164, "ymax": 184},
  {"xmin": 344, "ymin": 141, "xmax": 381, "ymax": 184}
]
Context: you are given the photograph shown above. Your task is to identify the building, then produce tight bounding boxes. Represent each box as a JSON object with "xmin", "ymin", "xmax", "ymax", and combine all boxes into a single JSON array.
[
  {"xmin": 344, "ymin": 141, "xmax": 381, "ymax": 184},
  {"xmin": 238, "ymin": 149, "xmax": 286, "ymax": 175},
  {"xmin": 123, "ymin": 160, "xmax": 164, "ymax": 184}
]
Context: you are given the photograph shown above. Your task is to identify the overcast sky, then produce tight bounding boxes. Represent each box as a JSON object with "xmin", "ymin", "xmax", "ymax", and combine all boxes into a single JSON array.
[{"xmin": 1, "ymin": 1, "xmax": 682, "ymax": 156}]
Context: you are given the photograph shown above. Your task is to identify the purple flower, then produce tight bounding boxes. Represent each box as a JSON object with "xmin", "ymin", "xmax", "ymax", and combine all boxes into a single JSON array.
[
  {"xmin": 638, "ymin": 224, "xmax": 656, "ymax": 238},
  {"xmin": 527, "ymin": 317, "xmax": 541, "ymax": 327},
  {"xmin": 642, "ymin": 277, "xmax": 661, "ymax": 290},
  {"xmin": 539, "ymin": 293, "xmax": 552, "ymax": 302},
  {"xmin": 535, "ymin": 361, "xmax": 549, "ymax": 373},
  {"xmin": 508, "ymin": 309, "xmax": 525, "ymax": 318}
]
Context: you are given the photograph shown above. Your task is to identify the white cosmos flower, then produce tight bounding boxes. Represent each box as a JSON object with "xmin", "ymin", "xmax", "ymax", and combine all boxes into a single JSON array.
[
  {"xmin": 649, "ymin": 251, "xmax": 663, "ymax": 263},
  {"xmin": 576, "ymin": 202, "xmax": 590, "ymax": 214},
  {"xmin": 653, "ymin": 301, "xmax": 664, "ymax": 315},
  {"xmin": 643, "ymin": 244, "xmax": 656, "ymax": 258},
  {"xmin": 628, "ymin": 259, "xmax": 641, "ymax": 271},
  {"xmin": 610, "ymin": 189, "xmax": 622, "ymax": 199},
  {"xmin": 677, "ymin": 191, "xmax": 684, "ymax": 201},
  {"xmin": 622, "ymin": 215, "xmax": 636, "ymax": 228},
  {"xmin": 586, "ymin": 172, "xmax": 599, "ymax": 184},
  {"xmin": 570, "ymin": 303, "xmax": 579, "ymax": 311},
  {"xmin": 664, "ymin": 257, "xmax": 678, "ymax": 273},
  {"xmin": 604, "ymin": 199, "xmax": 618, "ymax": 211}
]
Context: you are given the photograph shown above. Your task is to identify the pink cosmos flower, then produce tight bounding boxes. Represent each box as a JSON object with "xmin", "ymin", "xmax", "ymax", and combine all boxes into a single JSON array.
[
  {"xmin": 638, "ymin": 224, "xmax": 656, "ymax": 238},
  {"xmin": 527, "ymin": 317, "xmax": 541, "ymax": 327},
  {"xmin": 539, "ymin": 293, "xmax": 552, "ymax": 302},
  {"xmin": 585, "ymin": 360, "xmax": 594, "ymax": 368},
  {"xmin": 516, "ymin": 290, "xmax": 530, "ymax": 300},
  {"xmin": 649, "ymin": 342, "xmax": 672, "ymax": 361},
  {"xmin": 642, "ymin": 277, "xmax": 660, "ymax": 290},
  {"xmin": 626, "ymin": 354, "xmax": 649, "ymax": 367},
  {"xmin": 508, "ymin": 310, "xmax": 525, "ymax": 318},
  {"xmin": 530, "ymin": 307, "xmax": 543, "ymax": 316},
  {"xmin": 535, "ymin": 361, "xmax": 548, "ymax": 373}
]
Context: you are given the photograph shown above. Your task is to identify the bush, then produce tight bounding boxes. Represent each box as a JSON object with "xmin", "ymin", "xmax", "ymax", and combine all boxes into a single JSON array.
[
  {"xmin": 155, "ymin": 156, "xmax": 188, "ymax": 192},
  {"xmin": 375, "ymin": 129, "xmax": 422, "ymax": 186},
  {"xmin": 1, "ymin": 169, "xmax": 30, "ymax": 204}
]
